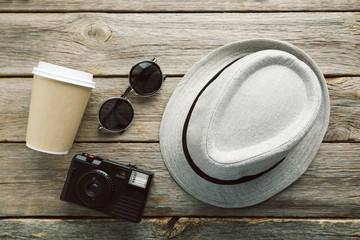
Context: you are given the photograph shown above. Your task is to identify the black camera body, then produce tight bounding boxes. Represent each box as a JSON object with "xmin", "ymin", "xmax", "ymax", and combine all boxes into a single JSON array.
[{"xmin": 60, "ymin": 153, "xmax": 153, "ymax": 223}]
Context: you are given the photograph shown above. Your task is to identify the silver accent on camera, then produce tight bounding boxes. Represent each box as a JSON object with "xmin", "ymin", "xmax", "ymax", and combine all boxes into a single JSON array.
[
  {"xmin": 129, "ymin": 171, "xmax": 149, "ymax": 189},
  {"xmin": 77, "ymin": 155, "xmax": 87, "ymax": 161}
]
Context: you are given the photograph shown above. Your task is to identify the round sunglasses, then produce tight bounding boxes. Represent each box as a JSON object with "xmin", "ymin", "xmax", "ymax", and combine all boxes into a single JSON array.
[{"xmin": 98, "ymin": 58, "xmax": 166, "ymax": 133}]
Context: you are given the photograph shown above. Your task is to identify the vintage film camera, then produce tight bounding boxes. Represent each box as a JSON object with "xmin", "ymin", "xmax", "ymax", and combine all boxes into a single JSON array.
[{"xmin": 60, "ymin": 153, "xmax": 153, "ymax": 223}]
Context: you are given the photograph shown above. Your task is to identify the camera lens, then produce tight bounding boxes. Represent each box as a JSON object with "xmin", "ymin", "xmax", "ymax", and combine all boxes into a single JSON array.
[
  {"xmin": 86, "ymin": 183, "xmax": 101, "ymax": 198},
  {"xmin": 77, "ymin": 170, "xmax": 113, "ymax": 208}
]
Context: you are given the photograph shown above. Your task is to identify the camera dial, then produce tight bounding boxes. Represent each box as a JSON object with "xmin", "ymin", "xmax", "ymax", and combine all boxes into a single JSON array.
[{"xmin": 76, "ymin": 169, "xmax": 113, "ymax": 208}]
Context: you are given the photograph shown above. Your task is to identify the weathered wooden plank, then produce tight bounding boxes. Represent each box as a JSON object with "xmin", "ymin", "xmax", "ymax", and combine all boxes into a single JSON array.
[
  {"xmin": 0, "ymin": 218, "xmax": 171, "ymax": 240},
  {"xmin": 0, "ymin": 0, "xmax": 359, "ymax": 12},
  {"xmin": 0, "ymin": 77, "xmax": 359, "ymax": 142},
  {"xmin": 0, "ymin": 13, "xmax": 359, "ymax": 76},
  {"xmin": 0, "ymin": 142, "xmax": 359, "ymax": 217},
  {"xmin": 1, "ymin": 218, "xmax": 360, "ymax": 240},
  {"xmin": 325, "ymin": 77, "xmax": 360, "ymax": 142}
]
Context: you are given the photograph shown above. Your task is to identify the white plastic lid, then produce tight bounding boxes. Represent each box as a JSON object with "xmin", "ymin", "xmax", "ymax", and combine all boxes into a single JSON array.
[{"xmin": 32, "ymin": 61, "xmax": 95, "ymax": 89}]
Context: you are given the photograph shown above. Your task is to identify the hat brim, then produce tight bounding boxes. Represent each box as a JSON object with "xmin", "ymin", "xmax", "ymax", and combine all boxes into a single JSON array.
[{"xmin": 159, "ymin": 39, "xmax": 330, "ymax": 208}]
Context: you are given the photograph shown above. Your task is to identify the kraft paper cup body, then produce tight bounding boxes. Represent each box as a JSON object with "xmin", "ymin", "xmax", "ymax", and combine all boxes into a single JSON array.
[{"xmin": 26, "ymin": 62, "xmax": 95, "ymax": 155}]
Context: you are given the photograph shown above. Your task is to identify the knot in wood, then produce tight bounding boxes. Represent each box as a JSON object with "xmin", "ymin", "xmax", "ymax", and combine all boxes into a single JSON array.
[
  {"xmin": 82, "ymin": 23, "xmax": 112, "ymax": 46},
  {"xmin": 324, "ymin": 126, "xmax": 351, "ymax": 141}
]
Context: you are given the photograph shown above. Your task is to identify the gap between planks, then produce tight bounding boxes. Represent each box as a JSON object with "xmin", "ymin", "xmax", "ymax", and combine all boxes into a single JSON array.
[
  {"xmin": 1, "ymin": 216, "xmax": 360, "ymax": 222},
  {"xmin": 0, "ymin": 10, "xmax": 359, "ymax": 13}
]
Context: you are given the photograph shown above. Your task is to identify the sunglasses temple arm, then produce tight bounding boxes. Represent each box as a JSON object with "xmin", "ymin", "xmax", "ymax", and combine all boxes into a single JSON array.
[{"xmin": 121, "ymin": 86, "xmax": 132, "ymax": 98}]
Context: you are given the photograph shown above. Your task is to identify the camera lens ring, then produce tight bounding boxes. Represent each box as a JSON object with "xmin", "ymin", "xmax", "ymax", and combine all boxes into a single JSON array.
[{"xmin": 76, "ymin": 169, "xmax": 113, "ymax": 208}]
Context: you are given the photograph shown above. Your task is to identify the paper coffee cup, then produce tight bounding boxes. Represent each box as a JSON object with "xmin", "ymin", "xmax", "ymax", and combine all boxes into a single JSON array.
[{"xmin": 26, "ymin": 62, "xmax": 95, "ymax": 155}]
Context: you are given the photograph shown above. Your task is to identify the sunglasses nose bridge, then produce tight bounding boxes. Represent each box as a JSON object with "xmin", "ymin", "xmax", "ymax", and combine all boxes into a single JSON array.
[{"xmin": 121, "ymin": 86, "xmax": 133, "ymax": 98}]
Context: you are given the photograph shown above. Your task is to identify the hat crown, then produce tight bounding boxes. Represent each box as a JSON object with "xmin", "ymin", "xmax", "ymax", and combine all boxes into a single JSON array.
[
  {"xmin": 186, "ymin": 50, "xmax": 322, "ymax": 180},
  {"xmin": 160, "ymin": 39, "xmax": 330, "ymax": 208}
]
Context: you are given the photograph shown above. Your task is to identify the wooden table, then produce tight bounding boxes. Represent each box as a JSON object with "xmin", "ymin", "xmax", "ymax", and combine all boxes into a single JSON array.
[{"xmin": 1, "ymin": 1, "xmax": 359, "ymax": 239}]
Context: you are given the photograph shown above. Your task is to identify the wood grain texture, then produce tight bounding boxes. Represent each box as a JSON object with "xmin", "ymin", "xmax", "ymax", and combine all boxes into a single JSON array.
[
  {"xmin": 325, "ymin": 77, "xmax": 360, "ymax": 142},
  {"xmin": 0, "ymin": 218, "xmax": 171, "ymax": 240},
  {"xmin": 0, "ymin": 13, "xmax": 359, "ymax": 76},
  {"xmin": 1, "ymin": 77, "xmax": 359, "ymax": 142},
  {"xmin": 164, "ymin": 218, "xmax": 360, "ymax": 240},
  {"xmin": 1, "ymin": 218, "xmax": 360, "ymax": 240},
  {"xmin": 2, "ymin": 1, "xmax": 359, "ymax": 239},
  {"xmin": 0, "ymin": 0, "xmax": 359, "ymax": 12},
  {"xmin": 0, "ymin": 142, "xmax": 359, "ymax": 217}
]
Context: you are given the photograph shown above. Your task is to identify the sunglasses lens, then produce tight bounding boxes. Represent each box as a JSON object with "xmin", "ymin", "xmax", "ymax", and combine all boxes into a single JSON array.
[
  {"xmin": 130, "ymin": 61, "xmax": 162, "ymax": 95},
  {"xmin": 98, "ymin": 98, "xmax": 134, "ymax": 132}
]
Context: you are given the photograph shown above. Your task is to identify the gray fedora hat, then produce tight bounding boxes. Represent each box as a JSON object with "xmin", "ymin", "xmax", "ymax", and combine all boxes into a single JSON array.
[{"xmin": 160, "ymin": 39, "xmax": 330, "ymax": 208}]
